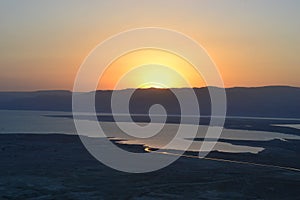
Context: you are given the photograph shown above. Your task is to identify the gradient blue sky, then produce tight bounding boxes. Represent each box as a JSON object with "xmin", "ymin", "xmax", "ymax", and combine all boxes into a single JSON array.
[{"xmin": 0, "ymin": 0, "xmax": 299, "ymax": 90}]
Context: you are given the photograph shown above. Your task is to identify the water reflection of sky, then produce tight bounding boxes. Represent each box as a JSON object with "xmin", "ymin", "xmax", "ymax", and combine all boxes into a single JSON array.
[
  {"xmin": 113, "ymin": 123, "xmax": 300, "ymax": 154},
  {"xmin": 273, "ymin": 124, "xmax": 300, "ymax": 130},
  {"xmin": 1, "ymin": 110, "xmax": 300, "ymax": 154}
]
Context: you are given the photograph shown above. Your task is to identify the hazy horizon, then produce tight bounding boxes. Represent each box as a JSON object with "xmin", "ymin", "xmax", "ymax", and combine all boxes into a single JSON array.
[{"xmin": 0, "ymin": 84, "xmax": 299, "ymax": 93}]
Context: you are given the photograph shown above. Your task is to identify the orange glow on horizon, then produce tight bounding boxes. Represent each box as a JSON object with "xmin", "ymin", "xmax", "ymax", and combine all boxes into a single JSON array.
[{"xmin": 98, "ymin": 49, "xmax": 206, "ymax": 90}]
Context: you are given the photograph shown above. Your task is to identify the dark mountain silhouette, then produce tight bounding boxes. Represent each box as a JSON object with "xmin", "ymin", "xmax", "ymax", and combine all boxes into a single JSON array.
[{"xmin": 0, "ymin": 86, "xmax": 299, "ymax": 118}]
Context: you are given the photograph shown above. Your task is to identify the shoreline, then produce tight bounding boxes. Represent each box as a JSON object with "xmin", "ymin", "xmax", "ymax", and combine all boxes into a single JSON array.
[
  {"xmin": 1, "ymin": 133, "xmax": 300, "ymax": 199},
  {"xmin": 2, "ymin": 133, "xmax": 300, "ymax": 170}
]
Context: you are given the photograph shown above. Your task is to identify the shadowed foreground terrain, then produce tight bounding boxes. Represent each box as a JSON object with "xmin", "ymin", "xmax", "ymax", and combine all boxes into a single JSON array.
[{"xmin": 1, "ymin": 134, "xmax": 300, "ymax": 200}]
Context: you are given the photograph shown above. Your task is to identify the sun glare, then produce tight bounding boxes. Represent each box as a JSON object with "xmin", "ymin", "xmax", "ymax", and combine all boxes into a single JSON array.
[
  {"xmin": 138, "ymin": 82, "xmax": 167, "ymax": 89},
  {"xmin": 98, "ymin": 48, "xmax": 205, "ymax": 90}
]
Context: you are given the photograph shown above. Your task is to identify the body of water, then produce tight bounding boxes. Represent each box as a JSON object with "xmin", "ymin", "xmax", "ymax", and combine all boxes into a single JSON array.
[{"xmin": 1, "ymin": 110, "xmax": 300, "ymax": 154}]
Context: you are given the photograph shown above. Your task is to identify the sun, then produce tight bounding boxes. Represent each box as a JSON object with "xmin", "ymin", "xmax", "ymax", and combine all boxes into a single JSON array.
[
  {"xmin": 98, "ymin": 48, "xmax": 205, "ymax": 90},
  {"xmin": 138, "ymin": 82, "xmax": 168, "ymax": 89}
]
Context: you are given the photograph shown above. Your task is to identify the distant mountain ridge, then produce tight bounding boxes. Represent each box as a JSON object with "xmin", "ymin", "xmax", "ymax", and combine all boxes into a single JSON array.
[{"xmin": 0, "ymin": 86, "xmax": 299, "ymax": 118}]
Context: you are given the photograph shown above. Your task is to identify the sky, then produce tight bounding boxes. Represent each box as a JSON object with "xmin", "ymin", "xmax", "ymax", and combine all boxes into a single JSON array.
[{"xmin": 0, "ymin": 0, "xmax": 300, "ymax": 91}]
